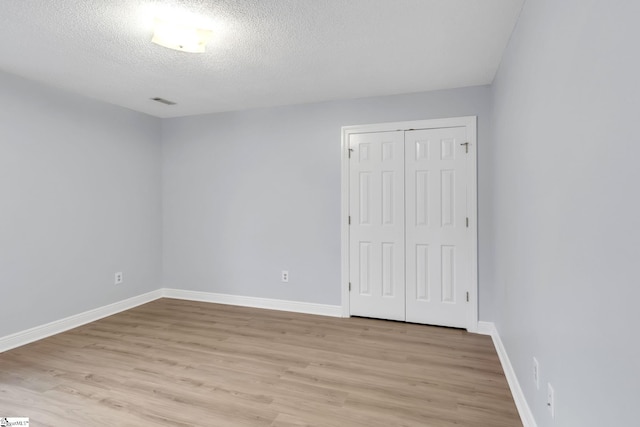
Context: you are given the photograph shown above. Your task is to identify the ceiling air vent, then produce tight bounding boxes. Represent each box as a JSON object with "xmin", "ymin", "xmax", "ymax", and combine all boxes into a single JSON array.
[{"xmin": 151, "ymin": 97, "xmax": 176, "ymax": 105}]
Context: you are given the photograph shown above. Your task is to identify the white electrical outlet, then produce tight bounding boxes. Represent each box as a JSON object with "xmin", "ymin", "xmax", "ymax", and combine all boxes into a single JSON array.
[
  {"xmin": 533, "ymin": 357, "xmax": 540, "ymax": 389},
  {"xmin": 281, "ymin": 270, "xmax": 289, "ymax": 282},
  {"xmin": 115, "ymin": 272, "xmax": 123, "ymax": 285},
  {"xmin": 547, "ymin": 383, "xmax": 555, "ymax": 419}
]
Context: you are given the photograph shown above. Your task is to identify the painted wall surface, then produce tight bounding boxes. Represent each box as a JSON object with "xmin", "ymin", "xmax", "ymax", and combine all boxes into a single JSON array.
[
  {"xmin": 491, "ymin": 1, "xmax": 640, "ymax": 425},
  {"xmin": 0, "ymin": 70, "xmax": 162, "ymax": 337},
  {"xmin": 162, "ymin": 87, "xmax": 493, "ymax": 313}
]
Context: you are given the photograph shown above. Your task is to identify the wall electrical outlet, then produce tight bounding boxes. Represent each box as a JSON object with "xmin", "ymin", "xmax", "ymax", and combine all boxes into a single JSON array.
[
  {"xmin": 281, "ymin": 270, "xmax": 289, "ymax": 282},
  {"xmin": 533, "ymin": 357, "xmax": 540, "ymax": 389},
  {"xmin": 547, "ymin": 383, "xmax": 555, "ymax": 419},
  {"xmin": 115, "ymin": 272, "xmax": 123, "ymax": 285}
]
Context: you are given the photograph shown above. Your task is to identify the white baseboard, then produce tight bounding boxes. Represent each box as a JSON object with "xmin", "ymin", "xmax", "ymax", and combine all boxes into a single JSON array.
[
  {"xmin": 476, "ymin": 321, "xmax": 537, "ymax": 427},
  {"xmin": 0, "ymin": 289, "xmax": 343, "ymax": 353},
  {"xmin": 476, "ymin": 320, "xmax": 496, "ymax": 336},
  {"xmin": 0, "ymin": 291, "xmax": 535, "ymax": 425},
  {"xmin": 162, "ymin": 288, "xmax": 343, "ymax": 318},
  {"xmin": 0, "ymin": 289, "xmax": 163, "ymax": 353}
]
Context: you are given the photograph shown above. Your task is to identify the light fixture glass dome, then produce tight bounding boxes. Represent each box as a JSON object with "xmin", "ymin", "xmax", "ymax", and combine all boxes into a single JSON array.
[{"xmin": 152, "ymin": 18, "xmax": 212, "ymax": 53}]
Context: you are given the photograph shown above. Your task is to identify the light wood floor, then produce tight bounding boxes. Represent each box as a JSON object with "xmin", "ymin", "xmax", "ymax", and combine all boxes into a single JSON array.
[{"xmin": 0, "ymin": 298, "xmax": 522, "ymax": 426}]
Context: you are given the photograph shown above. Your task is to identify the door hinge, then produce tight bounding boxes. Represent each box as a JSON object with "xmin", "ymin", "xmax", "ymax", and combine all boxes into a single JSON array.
[
  {"xmin": 349, "ymin": 282, "xmax": 351, "ymax": 291},
  {"xmin": 461, "ymin": 142, "xmax": 469, "ymax": 153},
  {"xmin": 466, "ymin": 291, "xmax": 469, "ymax": 302},
  {"xmin": 466, "ymin": 217, "xmax": 469, "ymax": 228},
  {"xmin": 348, "ymin": 216, "xmax": 351, "ymax": 225},
  {"xmin": 348, "ymin": 148, "xmax": 354, "ymax": 158}
]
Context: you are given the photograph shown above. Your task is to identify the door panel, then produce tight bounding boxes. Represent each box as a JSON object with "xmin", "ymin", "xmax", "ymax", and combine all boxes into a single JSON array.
[
  {"xmin": 405, "ymin": 127, "xmax": 469, "ymax": 328},
  {"xmin": 349, "ymin": 131, "xmax": 405, "ymax": 321}
]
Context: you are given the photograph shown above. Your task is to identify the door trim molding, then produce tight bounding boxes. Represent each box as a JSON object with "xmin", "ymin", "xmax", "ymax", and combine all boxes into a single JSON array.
[{"xmin": 341, "ymin": 116, "xmax": 478, "ymax": 331}]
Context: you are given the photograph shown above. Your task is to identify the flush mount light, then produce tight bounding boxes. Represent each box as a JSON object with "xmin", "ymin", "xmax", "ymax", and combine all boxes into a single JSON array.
[{"xmin": 151, "ymin": 17, "xmax": 212, "ymax": 53}]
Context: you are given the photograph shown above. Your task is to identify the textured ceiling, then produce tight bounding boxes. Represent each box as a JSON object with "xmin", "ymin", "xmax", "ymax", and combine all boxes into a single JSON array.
[{"xmin": 0, "ymin": 0, "xmax": 523, "ymax": 118}]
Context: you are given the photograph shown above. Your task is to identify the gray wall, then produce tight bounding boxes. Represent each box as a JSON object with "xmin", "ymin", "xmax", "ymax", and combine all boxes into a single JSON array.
[
  {"xmin": 490, "ymin": 1, "xmax": 640, "ymax": 426},
  {"xmin": 0, "ymin": 70, "xmax": 163, "ymax": 337},
  {"xmin": 162, "ymin": 87, "xmax": 493, "ymax": 312},
  {"xmin": 2, "ymin": 1, "xmax": 639, "ymax": 422}
]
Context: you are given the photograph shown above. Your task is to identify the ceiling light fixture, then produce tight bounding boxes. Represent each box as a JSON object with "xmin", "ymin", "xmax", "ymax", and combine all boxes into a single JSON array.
[{"xmin": 151, "ymin": 17, "xmax": 212, "ymax": 53}]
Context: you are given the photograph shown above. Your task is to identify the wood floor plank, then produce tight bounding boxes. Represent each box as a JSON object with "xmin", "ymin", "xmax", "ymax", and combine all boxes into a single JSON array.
[{"xmin": 0, "ymin": 298, "xmax": 522, "ymax": 426}]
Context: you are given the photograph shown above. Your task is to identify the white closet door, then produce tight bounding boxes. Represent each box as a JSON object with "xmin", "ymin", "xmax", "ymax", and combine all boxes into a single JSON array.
[
  {"xmin": 405, "ymin": 127, "xmax": 470, "ymax": 328},
  {"xmin": 348, "ymin": 131, "xmax": 405, "ymax": 321}
]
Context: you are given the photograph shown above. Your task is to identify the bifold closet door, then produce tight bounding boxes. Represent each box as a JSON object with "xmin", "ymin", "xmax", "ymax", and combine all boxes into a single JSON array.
[
  {"xmin": 405, "ymin": 127, "xmax": 470, "ymax": 328},
  {"xmin": 348, "ymin": 125, "xmax": 471, "ymax": 327},
  {"xmin": 348, "ymin": 131, "xmax": 405, "ymax": 321}
]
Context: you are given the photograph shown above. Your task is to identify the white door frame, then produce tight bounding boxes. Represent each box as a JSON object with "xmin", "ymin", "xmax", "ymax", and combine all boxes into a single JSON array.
[{"xmin": 340, "ymin": 116, "xmax": 478, "ymax": 332}]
